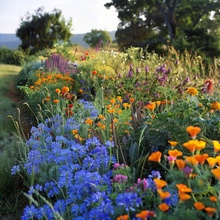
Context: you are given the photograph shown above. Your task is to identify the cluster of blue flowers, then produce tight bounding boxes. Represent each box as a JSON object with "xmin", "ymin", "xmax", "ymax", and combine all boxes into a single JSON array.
[{"xmin": 11, "ymin": 99, "xmax": 178, "ymax": 219}]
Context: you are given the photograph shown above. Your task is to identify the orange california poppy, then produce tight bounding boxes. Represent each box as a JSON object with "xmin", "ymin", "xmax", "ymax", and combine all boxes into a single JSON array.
[
  {"xmin": 92, "ymin": 70, "xmax": 97, "ymax": 75},
  {"xmin": 148, "ymin": 151, "xmax": 162, "ymax": 163},
  {"xmin": 194, "ymin": 202, "xmax": 205, "ymax": 210},
  {"xmin": 210, "ymin": 196, "xmax": 218, "ymax": 202},
  {"xmin": 179, "ymin": 193, "xmax": 191, "ymax": 201},
  {"xmin": 135, "ymin": 210, "xmax": 156, "ymax": 219},
  {"xmin": 175, "ymin": 159, "xmax": 186, "ymax": 170},
  {"xmin": 55, "ymin": 88, "xmax": 61, "ymax": 94},
  {"xmin": 194, "ymin": 154, "xmax": 209, "ymax": 165},
  {"xmin": 213, "ymin": 140, "xmax": 220, "ymax": 152},
  {"xmin": 211, "ymin": 168, "xmax": 220, "ymax": 179},
  {"xmin": 168, "ymin": 140, "xmax": 178, "ymax": 147},
  {"xmin": 168, "ymin": 149, "xmax": 182, "ymax": 157},
  {"xmin": 85, "ymin": 118, "xmax": 93, "ymax": 126},
  {"xmin": 215, "ymin": 155, "xmax": 220, "ymax": 166},
  {"xmin": 157, "ymin": 189, "xmax": 171, "ymax": 200},
  {"xmin": 145, "ymin": 102, "xmax": 156, "ymax": 111},
  {"xmin": 158, "ymin": 203, "xmax": 169, "ymax": 212},
  {"xmin": 204, "ymin": 207, "xmax": 217, "ymax": 217},
  {"xmin": 72, "ymin": 129, "xmax": 78, "ymax": 135},
  {"xmin": 182, "ymin": 140, "xmax": 196, "ymax": 153},
  {"xmin": 53, "ymin": 99, "xmax": 59, "ymax": 104},
  {"xmin": 185, "ymin": 156, "xmax": 198, "ymax": 166},
  {"xmin": 110, "ymin": 98, "xmax": 116, "ymax": 105},
  {"xmin": 176, "ymin": 183, "xmax": 192, "ymax": 194},
  {"xmin": 186, "ymin": 126, "xmax": 201, "ymax": 139},
  {"xmin": 116, "ymin": 214, "xmax": 129, "ymax": 220},
  {"xmin": 207, "ymin": 157, "xmax": 217, "ymax": 167},
  {"xmin": 154, "ymin": 178, "xmax": 167, "ymax": 189}
]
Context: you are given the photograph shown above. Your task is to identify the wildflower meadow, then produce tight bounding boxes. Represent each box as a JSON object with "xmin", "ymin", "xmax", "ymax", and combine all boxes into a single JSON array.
[{"xmin": 4, "ymin": 44, "xmax": 220, "ymax": 219}]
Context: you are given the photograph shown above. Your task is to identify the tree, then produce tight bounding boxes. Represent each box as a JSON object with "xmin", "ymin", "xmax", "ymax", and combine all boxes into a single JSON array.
[
  {"xmin": 105, "ymin": 0, "xmax": 220, "ymax": 57},
  {"xmin": 83, "ymin": 29, "xmax": 112, "ymax": 48},
  {"xmin": 16, "ymin": 7, "xmax": 72, "ymax": 54}
]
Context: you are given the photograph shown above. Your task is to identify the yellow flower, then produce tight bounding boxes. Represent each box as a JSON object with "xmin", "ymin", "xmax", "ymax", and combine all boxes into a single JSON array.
[
  {"xmin": 213, "ymin": 140, "xmax": 220, "ymax": 152},
  {"xmin": 211, "ymin": 168, "xmax": 220, "ymax": 179},
  {"xmin": 186, "ymin": 87, "xmax": 198, "ymax": 96}
]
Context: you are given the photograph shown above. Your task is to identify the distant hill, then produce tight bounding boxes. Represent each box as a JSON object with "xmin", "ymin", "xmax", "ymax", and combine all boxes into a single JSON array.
[{"xmin": 0, "ymin": 31, "xmax": 116, "ymax": 50}]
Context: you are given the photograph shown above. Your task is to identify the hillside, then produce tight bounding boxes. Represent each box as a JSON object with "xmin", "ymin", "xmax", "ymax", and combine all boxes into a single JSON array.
[{"xmin": 0, "ymin": 31, "xmax": 116, "ymax": 50}]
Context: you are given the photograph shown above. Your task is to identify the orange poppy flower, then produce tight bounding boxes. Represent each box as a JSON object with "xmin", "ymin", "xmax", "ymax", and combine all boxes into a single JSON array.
[
  {"xmin": 215, "ymin": 155, "xmax": 220, "ymax": 166},
  {"xmin": 182, "ymin": 140, "xmax": 196, "ymax": 153},
  {"xmin": 168, "ymin": 140, "xmax": 178, "ymax": 147},
  {"xmin": 168, "ymin": 149, "xmax": 182, "ymax": 157},
  {"xmin": 158, "ymin": 203, "xmax": 169, "ymax": 212},
  {"xmin": 194, "ymin": 154, "xmax": 208, "ymax": 165},
  {"xmin": 92, "ymin": 70, "xmax": 97, "ymax": 75},
  {"xmin": 204, "ymin": 207, "xmax": 217, "ymax": 217},
  {"xmin": 145, "ymin": 102, "xmax": 156, "ymax": 111},
  {"xmin": 179, "ymin": 193, "xmax": 191, "ymax": 201},
  {"xmin": 72, "ymin": 129, "xmax": 78, "ymax": 135},
  {"xmin": 207, "ymin": 157, "xmax": 217, "ymax": 167},
  {"xmin": 185, "ymin": 156, "xmax": 198, "ymax": 166},
  {"xmin": 53, "ymin": 99, "xmax": 59, "ymax": 104},
  {"xmin": 186, "ymin": 126, "xmax": 201, "ymax": 139},
  {"xmin": 154, "ymin": 178, "xmax": 167, "ymax": 189},
  {"xmin": 210, "ymin": 196, "xmax": 218, "ymax": 202},
  {"xmin": 135, "ymin": 210, "xmax": 156, "ymax": 219},
  {"xmin": 116, "ymin": 214, "xmax": 129, "ymax": 220},
  {"xmin": 129, "ymin": 97, "xmax": 135, "ymax": 103},
  {"xmin": 211, "ymin": 168, "xmax": 220, "ymax": 179},
  {"xmin": 175, "ymin": 159, "xmax": 186, "ymax": 170},
  {"xmin": 176, "ymin": 183, "xmax": 192, "ymax": 194},
  {"xmin": 148, "ymin": 151, "xmax": 162, "ymax": 163},
  {"xmin": 157, "ymin": 189, "xmax": 170, "ymax": 200},
  {"xmin": 85, "ymin": 118, "xmax": 93, "ymax": 126},
  {"xmin": 110, "ymin": 98, "xmax": 116, "ymax": 105},
  {"xmin": 194, "ymin": 202, "xmax": 205, "ymax": 210},
  {"xmin": 213, "ymin": 140, "xmax": 220, "ymax": 152},
  {"xmin": 55, "ymin": 88, "xmax": 61, "ymax": 94}
]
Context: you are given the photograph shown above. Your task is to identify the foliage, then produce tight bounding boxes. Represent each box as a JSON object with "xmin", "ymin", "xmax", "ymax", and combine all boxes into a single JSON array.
[
  {"xmin": 83, "ymin": 29, "xmax": 112, "ymax": 48},
  {"xmin": 16, "ymin": 7, "xmax": 72, "ymax": 54},
  {"xmin": 0, "ymin": 47, "xmax": 27, "ymax": 65},
  {"xmin": 3, "ymin": 46, "xmax": 220, "ymax": 219},
  {"xmin": 104, "ymin": 0, "xmax": 220, "ymax": 59}
]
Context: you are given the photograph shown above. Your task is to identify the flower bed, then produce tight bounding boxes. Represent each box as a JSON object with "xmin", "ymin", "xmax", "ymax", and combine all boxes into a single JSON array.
[{"xmin": 11, "ymin": 46, "xmax": 220, "ymax": 219}]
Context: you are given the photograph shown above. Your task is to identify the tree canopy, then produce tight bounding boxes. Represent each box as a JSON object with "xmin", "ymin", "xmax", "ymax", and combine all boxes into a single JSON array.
[
  {"xmin": 16, "ymin": 7, "xmax": 72, "ymax": 54},
  {"xmin": 83, "ymin": 29, "xmax": 112, "ymax": 48},
  {"xmin": 105, "ymin": 0, "xmax": 220, "ymax": 58}
]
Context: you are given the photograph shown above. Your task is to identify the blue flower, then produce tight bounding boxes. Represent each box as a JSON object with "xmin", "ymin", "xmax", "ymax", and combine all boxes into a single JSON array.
[
  {"xmin": 116, "ymin": 192, "xmax": 142, "ymax": 212},
  {"xmin": 11, "ymin": 165, "xmax": 20, "ymax": 175}
]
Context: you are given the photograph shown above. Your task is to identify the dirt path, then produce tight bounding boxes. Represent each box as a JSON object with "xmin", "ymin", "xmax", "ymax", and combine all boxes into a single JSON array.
[{"xmin": 6, "ymin": 75, "xmax": 34, "ymax": 139}]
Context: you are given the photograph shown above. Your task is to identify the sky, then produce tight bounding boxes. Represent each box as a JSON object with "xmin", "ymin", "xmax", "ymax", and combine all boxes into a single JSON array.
[{"xmin": 0, "ymin": 0, "xmax": 119, "ymax": 34}]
